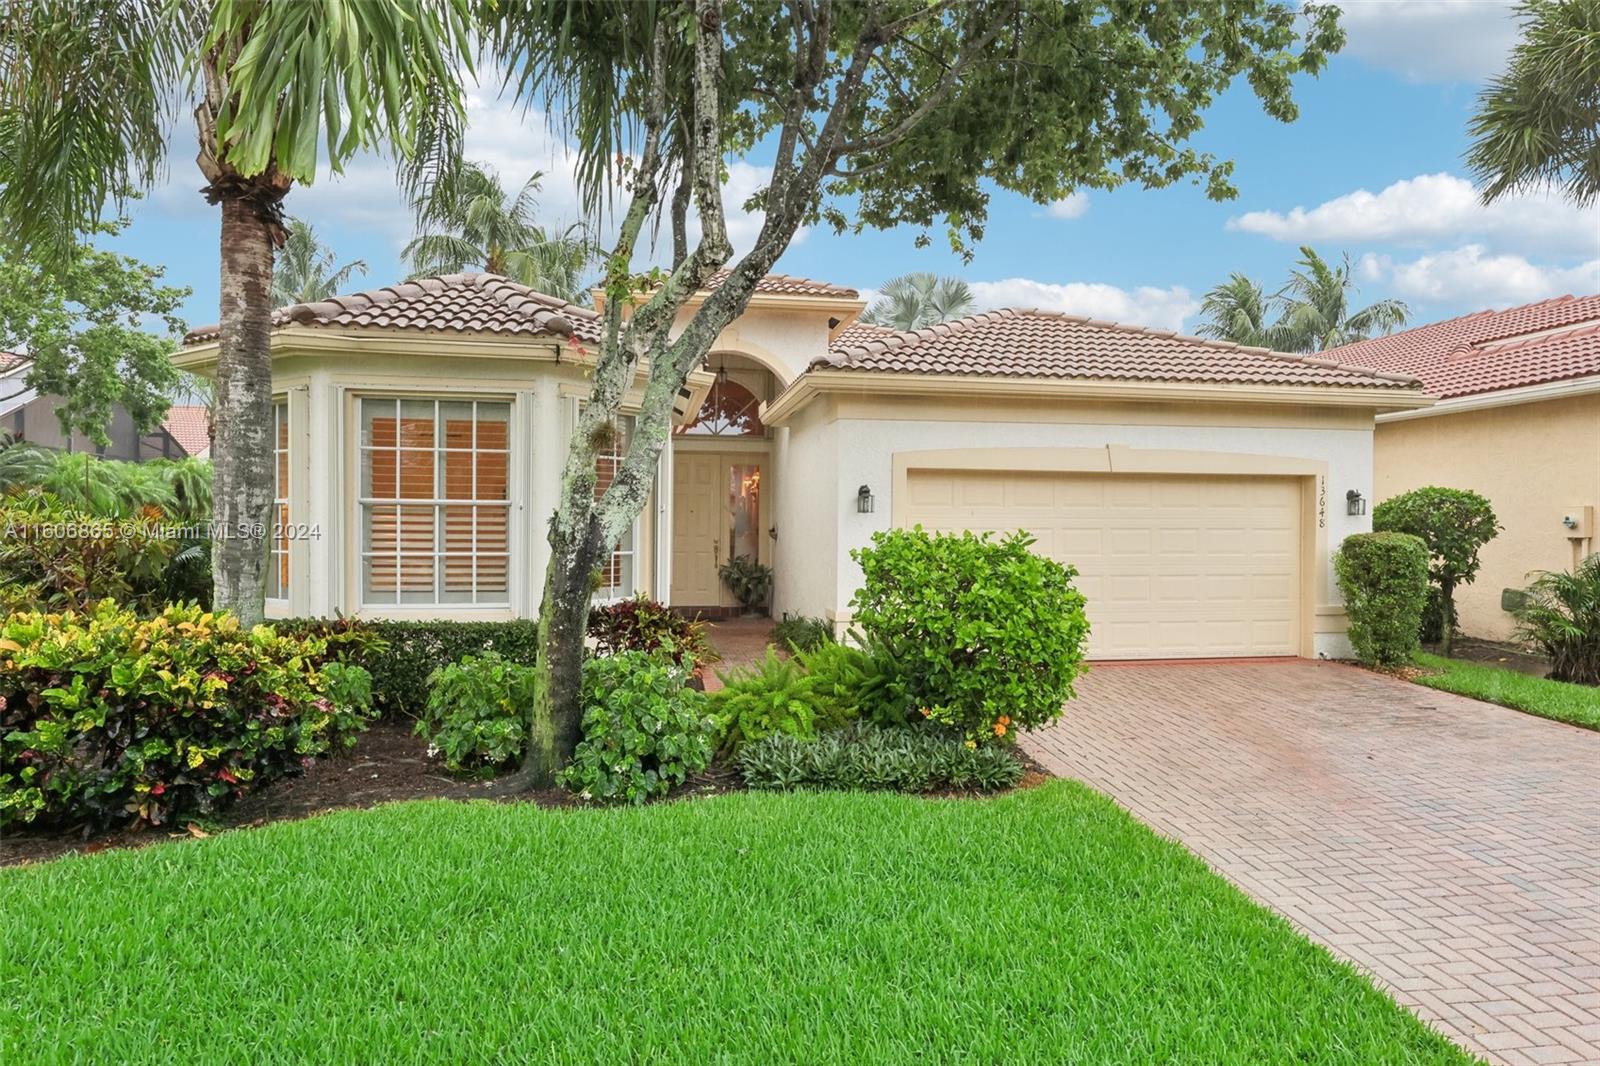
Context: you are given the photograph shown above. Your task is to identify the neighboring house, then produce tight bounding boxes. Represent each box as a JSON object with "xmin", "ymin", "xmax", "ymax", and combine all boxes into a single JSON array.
[
  {"xmin": 175, "ymin": 272, "xmax": 1427, "ymax": 660},
  {"xmin": 161, "ymin": 404, "xmax": 213, "ymax": 459},
  {"xmin": 1330, "ymin": 294, "xmax": 1600, "ymax": 642},
  {"xmin": 0, "ymin": 351, "xmax": 190, "ymax": 460}
]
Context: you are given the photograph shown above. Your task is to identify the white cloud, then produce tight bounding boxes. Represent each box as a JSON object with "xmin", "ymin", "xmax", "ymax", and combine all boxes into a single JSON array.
[
  {"xmin": 1363, "ymin": 244, "xmax": 1600, "ymax": 306},
  {"xmin": 1045, "ymin": 191, "xmax": 1089, "ymax": 219},
  {"xmin": 1228, "ymin": 172, "xmax": 1600, "ymax": 258},
  {"xmin": 969, "ymin": 278, "xmax": 1199, "ymax": 332},
  {"xmin": 1334, "ymin": 0, "xmax": 1519, "ymax": 83}
]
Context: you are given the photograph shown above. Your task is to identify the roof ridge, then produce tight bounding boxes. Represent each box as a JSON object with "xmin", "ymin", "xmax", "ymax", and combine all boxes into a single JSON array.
[
  {"xmin": 988, "ymin": 306, "xmax": 1421, "ymax": 386},
  {"xmin": 824, "ymin": 308, "xmax": 1015, "ymax": 366},
  {"xmin": 1472, "ymin": 319, "xmax": 1600, "ymax": 355}
]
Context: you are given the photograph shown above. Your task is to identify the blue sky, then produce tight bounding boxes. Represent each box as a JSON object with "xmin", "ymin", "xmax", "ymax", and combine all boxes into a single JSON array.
[{"xmin": 111, "ymin": 0, "xmax": 1599, "ymax": 336}]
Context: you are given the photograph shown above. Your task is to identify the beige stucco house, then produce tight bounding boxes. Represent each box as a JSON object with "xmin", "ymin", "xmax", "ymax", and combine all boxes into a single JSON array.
[
  {"xmin": 176, "ymin": 271, "xmax": 1429, "ymax": 661},
  {"xmin": 1331, "ymin": 293, "xmax": 1600, "ymax": 642}
]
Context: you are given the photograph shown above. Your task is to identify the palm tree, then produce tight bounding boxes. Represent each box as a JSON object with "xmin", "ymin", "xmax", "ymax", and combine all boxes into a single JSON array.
[
  {"xmin": 271, "ymin": 219, "xmax": 368, "ymax": 307},
  {"xmin": 862, "ymin": 273, "xmax": 975, "ymax": 331},
  {"xmin": 0, "ymin": 2, "xmax": 471, "ymax": 624},
  {"xmin": 1196, "ymin": 249, "xmax": 1408, "ymax": 353},
  {"xmin": 405, "ymin": 161, "xmax": 592, "ymax": 301},
  {"xmin": 1467, "ymin": 0, "xmax": 1600, "ymax": 207},
  {"xmin": 1196, "ymin": 274, "xmax": 1279, "ymax": 348},
  {"xmin": 1275, "ymin": 247, "xmax": 1410, "ymax": 352}
]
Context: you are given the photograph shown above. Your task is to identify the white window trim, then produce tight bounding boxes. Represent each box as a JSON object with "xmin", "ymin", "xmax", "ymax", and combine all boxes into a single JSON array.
[
  {"xmin": 353, "ymin": 393, "xmax": 516, "ymax": 612},
  {"xmin": 572, "ymin": 398, "xmax": 642, "ymax": 605},
  {"xmin": 265, "ymin": 395, "xmax": 291, "ymax": 606}
]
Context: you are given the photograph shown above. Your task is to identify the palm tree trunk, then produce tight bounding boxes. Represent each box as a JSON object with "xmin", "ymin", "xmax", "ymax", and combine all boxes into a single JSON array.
[{"xmin": 210, "ymin": 196, "xmax": 276, "ymax": 626}]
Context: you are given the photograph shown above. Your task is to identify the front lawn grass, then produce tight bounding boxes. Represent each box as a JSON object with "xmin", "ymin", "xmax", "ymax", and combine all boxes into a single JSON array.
[
  {"xmin": 1414, "ymin": 652, "xmax": 1600, "ymax": 731},
  {"xmin": 1, "ymin": 781, "xmax": 1469, "ymax": 1064}
]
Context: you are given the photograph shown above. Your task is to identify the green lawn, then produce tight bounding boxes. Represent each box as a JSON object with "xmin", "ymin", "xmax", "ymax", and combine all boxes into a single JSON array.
[
  {"xmin": 2, "ymin": 782, "xmax": 1470, "ymax": 1064},
  {"xmin": 1415, "ymin": 652, "xmax": 1600, "ymax": 731}
]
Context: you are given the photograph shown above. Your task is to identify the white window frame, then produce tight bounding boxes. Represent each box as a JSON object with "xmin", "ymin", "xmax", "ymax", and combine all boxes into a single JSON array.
[
  {"xmin": 356, "ymin": 395, "xmax": 513, "ymax": 609},
  {"xmin": 574, "ymin": 400, "xmax": 641, "ymax": 604},
  {"xmin": 265, "ymin": 397, "xmax": 290, "ymax": 605}
]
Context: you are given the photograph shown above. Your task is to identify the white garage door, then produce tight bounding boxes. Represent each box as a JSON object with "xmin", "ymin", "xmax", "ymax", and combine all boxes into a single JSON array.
[{"xmin": 903, "ymin": 470, "xmax": 1303, "ymax": 660}]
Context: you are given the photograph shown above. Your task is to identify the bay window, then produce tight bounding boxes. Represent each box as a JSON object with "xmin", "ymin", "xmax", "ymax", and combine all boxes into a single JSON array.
[{"xmin": 358, "ymin": 397, "xmax": 510, "ymax": 607}]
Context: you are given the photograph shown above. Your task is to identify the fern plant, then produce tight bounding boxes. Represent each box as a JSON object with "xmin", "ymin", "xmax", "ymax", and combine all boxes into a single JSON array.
[{"xmin": 708, "ymin": 648, "xmax": 838, "ymax": 755}]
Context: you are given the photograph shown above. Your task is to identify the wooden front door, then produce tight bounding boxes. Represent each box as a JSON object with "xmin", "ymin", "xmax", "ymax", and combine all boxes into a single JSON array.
[{"xmin": 670, "ymin": 450, "xmax": 766, "ymax": 607}]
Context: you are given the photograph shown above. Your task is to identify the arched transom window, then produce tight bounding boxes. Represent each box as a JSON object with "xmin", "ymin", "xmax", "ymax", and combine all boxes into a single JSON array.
[{"xmin": 677, "ymin": 377, "xmax": 766, "ymax": 437}]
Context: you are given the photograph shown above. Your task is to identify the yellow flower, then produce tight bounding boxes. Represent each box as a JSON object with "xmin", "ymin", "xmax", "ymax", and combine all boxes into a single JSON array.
[{"xmin": 964, "ymin": 739, "xmax": 977, "ymax": 750}]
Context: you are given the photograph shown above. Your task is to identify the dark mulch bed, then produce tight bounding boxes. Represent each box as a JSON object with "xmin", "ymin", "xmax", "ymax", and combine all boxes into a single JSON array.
[
  {"xmin": 3, "ymin": 721, "xmax": 1052, "ymax": 868},
  {"xmin": 1425, "ymin": 636, "xmax": 1551, "ymax": 678}
]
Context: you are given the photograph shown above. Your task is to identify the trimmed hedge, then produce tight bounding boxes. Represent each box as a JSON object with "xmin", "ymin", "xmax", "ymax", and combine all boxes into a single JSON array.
[
  {"xmin": 278, "ymin": 618, "xmax": 541, "ymax": 718},
  {"xmin": 0, "ymin": 602, "xmax": 375, "ymax": 829},
  {"xmin": 738, "ymin": 721, "xmax": 1023, "ymax": 793},
  {"xmin": 1334, "ymin": 532, "xmax": 1430, "ymax": 667}
]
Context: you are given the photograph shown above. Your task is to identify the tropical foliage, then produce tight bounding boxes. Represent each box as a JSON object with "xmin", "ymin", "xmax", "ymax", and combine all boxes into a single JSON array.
[
  {"xmin": 417, "ymin": 653, "xmax": 538, "ymax": 774},
  {"xmin": 1468, "ymin": 0, "xmax": 1600, "ymax": 207},
  {"xmin": 405, "ymin": 161, "xmax": 591, "ymax": 300},
  {"xmin": 0, "ymin": 218, "xmax": 188, "ymax": 443},
  {"xmin": 1514, "ymin": 555, "xmax": 1600, "ymax": 686},
  {"xmin": 1197, "ymin": 247, "xmax": 1409, "ymax": 352},
  {"xmin": 587, "ymin": 596, "xmax": 716, "ymax": 672},
  {"xmin": 270, "ymin": 218, "xmax": 368, "ymax": 306},
  {"xmin": 862, "ymin": 273, "xmax": 975, "ymax": 331},
  {"xmin": 1373, "ymin": 487, "xmax": 1501, "ymax": 657},
  {"xmin": 0, "ymin": 601, "xmax": 374, "ymax": 829},
  {"xmin": 0, "ymin": 445, "xmax": 211, "ymax": 520},
  {"xmin": 0, "ymin": 0, "xmax": 475, "ymax": 626}
]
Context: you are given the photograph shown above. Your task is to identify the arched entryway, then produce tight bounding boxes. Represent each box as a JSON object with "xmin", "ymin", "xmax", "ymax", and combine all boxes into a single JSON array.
[{"xmin": 668, "ymin": 352, "xmax": 778, "ymax": 611}]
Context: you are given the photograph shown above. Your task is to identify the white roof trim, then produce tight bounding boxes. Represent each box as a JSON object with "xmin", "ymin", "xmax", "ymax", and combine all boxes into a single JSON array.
[{"xmin": 1377, "ymin": 374, "xmax": 1600, "ymax": 422}]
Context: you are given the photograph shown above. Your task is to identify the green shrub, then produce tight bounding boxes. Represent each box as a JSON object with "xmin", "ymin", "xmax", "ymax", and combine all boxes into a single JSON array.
[
  {"xmin": 850, "ymin": 527, "xmax": 1089, "ymax": 744},
  {"xmin": 0, "ymin": 601, "xmax": 375, "ymax": 829},
  {"xmin": 718, "ymin": 554, "xmax": 773, "ymax": 612},
  {"xmin": 738, "ymin": 722, "xmax": 1023, "ymax": 793},
  {"xmin": 1373, "ymin": 487, "xmax": 1500, "ymax": 654},
  {"xmin": 560, "ymin": 652, "xmax": 713, "ymax": 804},
  {"xmin": 1514, "ymin": 556, "xmax": 1600, "ymax": 685},
  {"xmin": 588, "ymin": 596, "xmax": 717, "ymax": 671},
  {"xmin": 281, "ymin": 617, "xmax": 541, "ymax": 718},
  {"xmin": 415, "ymin": 653, "xmax": 536, "ymax": 774},
  {"xmin": 1333, "ymin": 532, "xmax": 1430, "ymax": 667},
  {"xmin": 0, "ymin": 489, "xmax": 187, "ymax": 614},
  {"xmin": 0, "ymin": 446, "xmax": 212, "ymax": 521},
  {"xmin": 771, "ymin": 613, "xmax": 833, "ymax": 652},
  {"xmin": 707, "ymin": 647, "xmax": 853, "ymax": 755}
]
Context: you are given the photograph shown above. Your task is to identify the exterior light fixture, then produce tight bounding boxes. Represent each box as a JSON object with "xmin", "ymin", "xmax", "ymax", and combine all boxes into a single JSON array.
[
  {"xmin": 1346, "ymin": 489, "xmax": 1367, "ymax": 517},
  {"xmin": 856, "ymin": 484, "xmax": 875, "ymax": 514}
]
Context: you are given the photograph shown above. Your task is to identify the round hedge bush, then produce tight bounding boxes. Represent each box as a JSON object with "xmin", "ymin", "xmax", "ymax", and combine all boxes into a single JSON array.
[
  {"xmin": 1334, "ymin": 531, "xmax": 1430, "ymax": 667},
  {"xmin": 849, "ymin": 527, "xmax": 1089, "ymax": 744}
]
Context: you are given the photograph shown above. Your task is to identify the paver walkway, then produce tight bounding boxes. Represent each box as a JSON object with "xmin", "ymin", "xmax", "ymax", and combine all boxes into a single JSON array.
[{"xmin": 1024, "ymin": 660, "xmax": 1600, "ymax": 1066}]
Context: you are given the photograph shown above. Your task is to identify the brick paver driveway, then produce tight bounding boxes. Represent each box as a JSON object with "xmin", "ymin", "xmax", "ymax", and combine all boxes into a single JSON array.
[{"xmin": 1024, "ymin": 660, "xmax": 1600, "ymax": 1066}]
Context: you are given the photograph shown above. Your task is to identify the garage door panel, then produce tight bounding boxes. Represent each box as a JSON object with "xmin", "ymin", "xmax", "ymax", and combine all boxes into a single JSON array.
[{"xmin": 903, "ymin": 470, "xmax": 1302, "ymax": 660}]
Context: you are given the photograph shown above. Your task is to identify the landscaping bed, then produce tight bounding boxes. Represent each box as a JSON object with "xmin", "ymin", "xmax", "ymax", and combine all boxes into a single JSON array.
[{"xmin": 0, "ymin": 781, "xmax": 1469, "ymax": 1064}]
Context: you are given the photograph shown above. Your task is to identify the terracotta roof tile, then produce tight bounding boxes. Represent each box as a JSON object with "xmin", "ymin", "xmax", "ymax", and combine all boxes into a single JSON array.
[
  {"xmin": 707, "ymin": 270, "xmax": 858, "ymax": 299},
  {"xmin": 183, "ymin": 273, "xmax": 601, "ymax": 346},
  {"xmin": 0, "ymin": 351, "xmax": 30, "ymax": 374},
  {"xmin": 161, "ymin": 404, "xmax": 212, "ymax": 457},
  {"xmin": 819, "ymin": 308, "xmax": 1419, "ymax": 390},
  {"xmin": 829, "ymin": 321, "xmax": 904, "ymax": 349},
  {"xmin": 1327, "ymin": 293, "xmax": 1600, "ymax": 399}
]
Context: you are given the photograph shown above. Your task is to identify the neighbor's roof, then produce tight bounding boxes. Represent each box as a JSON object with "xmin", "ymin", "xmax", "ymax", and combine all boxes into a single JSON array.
[
  {"xmin": 0, "ymin": 351, "xmax": 30, "ymax": 374},
  {"xmin": 817, "ymin": 308, "xmax": 1421, "ymax": 390},
  {"xmin": 161, "ymin": 404, "xmax": 212, "ymax": 457},
  {"xmin": 183, "ymin": 273, "xmax": 601, "ymax": 346},
  {"xmin": 706, "ymin": 270, "xmax": 859, "ymax": 299},
  {"xmin": 1327, "ymin": 293, "xmax": 1600, "ymax": 399}
]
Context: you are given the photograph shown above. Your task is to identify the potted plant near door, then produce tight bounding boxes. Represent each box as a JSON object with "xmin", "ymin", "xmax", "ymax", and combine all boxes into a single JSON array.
[{"xmin": 719, "ymin": 555, "xmax": 773, "ymax": 617}]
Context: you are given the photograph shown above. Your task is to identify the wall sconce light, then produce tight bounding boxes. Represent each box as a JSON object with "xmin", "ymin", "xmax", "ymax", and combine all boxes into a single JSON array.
[
  {"xmin": 856, "ymin": 484, "xmax": 875, "ymax": 514},
  {"xmin": 1346, "ymin": 489, "xmax": 1367, "ymax": 517}
]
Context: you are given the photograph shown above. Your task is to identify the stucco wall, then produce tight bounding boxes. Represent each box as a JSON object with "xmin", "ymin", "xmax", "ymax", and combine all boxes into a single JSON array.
[
  {"xmin": 770, "ymin": 400, "xmax": 839, "ymax": 622},
  {"xmin": 777, "ymin": 396, "xmax": 1378, "ymax": 660},
  {"xmin": 1375, "ymin": 392, "xmax": 1600, "ymax": 641}
]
